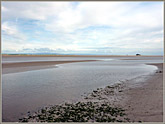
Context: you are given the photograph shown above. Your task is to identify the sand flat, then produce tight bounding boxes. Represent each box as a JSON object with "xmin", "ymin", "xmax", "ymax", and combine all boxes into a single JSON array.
[
  {"xmin": 123, "ymin": 63, "xmax": 163, "ymax": 122},
  {"xmin": 17, "ymin": 63, "xmax": 163, "ymax": 122},
  {"xmin": 2, "ymin": 60, "xmax": 97, "ymax": 74},
  {"xmin": 2, "ymin": 56, "xmax": 163, "ymax": 122}
]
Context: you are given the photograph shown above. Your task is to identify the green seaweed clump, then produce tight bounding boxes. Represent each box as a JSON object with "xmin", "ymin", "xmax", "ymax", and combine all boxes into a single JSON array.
[{"xmin": 19, "ymin": 101, "xmax": 129, "ymax": 122}]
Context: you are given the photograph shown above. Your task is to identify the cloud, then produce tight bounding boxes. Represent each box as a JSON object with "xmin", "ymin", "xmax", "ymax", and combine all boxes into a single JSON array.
[
  {"xmin": 45, "ymin": 2, "xmax": 163, "ymax": 33},
  {"xmin": 2, "ymin": 22, "xmax": 26, "ymax": 40},
  {"xmin": 2, "ymin": 21, "xmax": 28, "ymax": 52},
  {"xmin": 1, "ymin": 2, "xmax": 164, "ymax": 55}
]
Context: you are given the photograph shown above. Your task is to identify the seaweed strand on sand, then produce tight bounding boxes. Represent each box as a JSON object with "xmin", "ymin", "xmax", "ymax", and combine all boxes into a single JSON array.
[{"xmin": 19, "ymin": 82, "xmax": 130, "ymax": 122}]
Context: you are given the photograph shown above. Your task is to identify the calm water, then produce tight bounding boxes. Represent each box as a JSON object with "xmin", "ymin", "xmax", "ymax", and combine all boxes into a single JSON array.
[
  {"xmin": 2, "ymin": 56, "xmax": 163, "ymax": 63},
  {"xmin": 2, "ymin": 56, "xmax": 163, "ymax": 121}
]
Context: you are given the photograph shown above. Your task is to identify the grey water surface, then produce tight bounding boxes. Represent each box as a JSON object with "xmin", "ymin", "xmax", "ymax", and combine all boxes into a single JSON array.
[{"xmin": 2, "ymin": 56, "xmax": 162, "ymax": 121}]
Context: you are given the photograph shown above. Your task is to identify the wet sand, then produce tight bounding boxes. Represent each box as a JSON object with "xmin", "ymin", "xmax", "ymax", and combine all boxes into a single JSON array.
[
  {"xmin": 2, "ymin": 56, "xmax": 163, "ymax": 122},
  {"xmin": 123, "ymin": 63, "xmax": 163, "ymax": 122},
  {"xmin": 19, "ymin": 63, "xmax": 163, "ymax": 122},
  {"xmin": 2, "ymin": 60, "xmax": 97, "ymax": 74},
  {"xmin": 83, "ymin": 63, "xmax": 163, "ymax": 122}
]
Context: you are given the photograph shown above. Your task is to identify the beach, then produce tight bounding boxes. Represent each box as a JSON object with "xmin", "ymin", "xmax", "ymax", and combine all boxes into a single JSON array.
[
  {"xmin": 2, "ymin": 55, "xmax": 162, "ymax": 74},
  {"xmin": 2, "ymin": 56, "xmax": 163, "ymax": 122},
  {"xmin": 80, "ymin": 63, "xmax": 163, "ymax": 122},
  {"xmin": 123, "ymin": 63, "xmax": 163, "ymax": 122},
  {"xmin": 2, "ymin": 60, "xmax": 97, "ymax": 74},
  {"xmin": 2, "ymin": 1, "xmax": 164, "ymax": 122}
]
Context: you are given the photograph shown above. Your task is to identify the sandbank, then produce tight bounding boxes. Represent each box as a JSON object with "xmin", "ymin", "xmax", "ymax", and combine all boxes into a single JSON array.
[{"xmin": 2, "ymin": 60, "xmax": 97, "ymax": 74}]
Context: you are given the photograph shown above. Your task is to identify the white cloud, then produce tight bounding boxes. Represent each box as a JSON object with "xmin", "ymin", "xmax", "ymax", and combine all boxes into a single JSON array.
[
  {"xmin": 1, "ymin": 2, "xmax": 164, "ymax": 55},
  {"xmin": 2, "ymin": 2, "xmax": 72, "ymax": 22},
  {"xmin": 2, "ymin": 22, "xmax": 18, "ymax": 35},
  {"xmin": 2, "ymin": 22, "xmax": 27, "ymax": 42},
  {"xmin": 44, "ymin": 2, "xmax": 163, "ymax": 33}
]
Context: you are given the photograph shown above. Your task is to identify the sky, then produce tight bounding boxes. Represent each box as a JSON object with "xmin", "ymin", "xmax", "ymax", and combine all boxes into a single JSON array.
[{"xmin": 1, "ymin": 2, "xmax": 164, "ymax": 55}]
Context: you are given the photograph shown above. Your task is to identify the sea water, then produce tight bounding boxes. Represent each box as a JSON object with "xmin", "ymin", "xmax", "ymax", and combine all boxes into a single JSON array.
[{"xmin": 2, "ymin": 56, "xmax": 162, "ymax": 121}]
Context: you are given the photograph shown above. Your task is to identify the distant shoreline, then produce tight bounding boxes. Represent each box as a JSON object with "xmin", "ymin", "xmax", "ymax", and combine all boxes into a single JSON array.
[{"xmin": 2, "ymin": 54, "xmax": 163, "ymax": 57}]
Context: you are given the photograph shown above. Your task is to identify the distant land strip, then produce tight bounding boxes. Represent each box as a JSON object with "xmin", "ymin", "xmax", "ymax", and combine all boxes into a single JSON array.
[{"xmin": 2, "ymin": 54, "xmax": 163, "ymax": 57}]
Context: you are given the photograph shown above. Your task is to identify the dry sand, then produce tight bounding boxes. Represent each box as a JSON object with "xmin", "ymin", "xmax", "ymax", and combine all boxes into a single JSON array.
[{"xmin": 2, "ymin": 60, "xmax": 97, "ymax": 74}]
